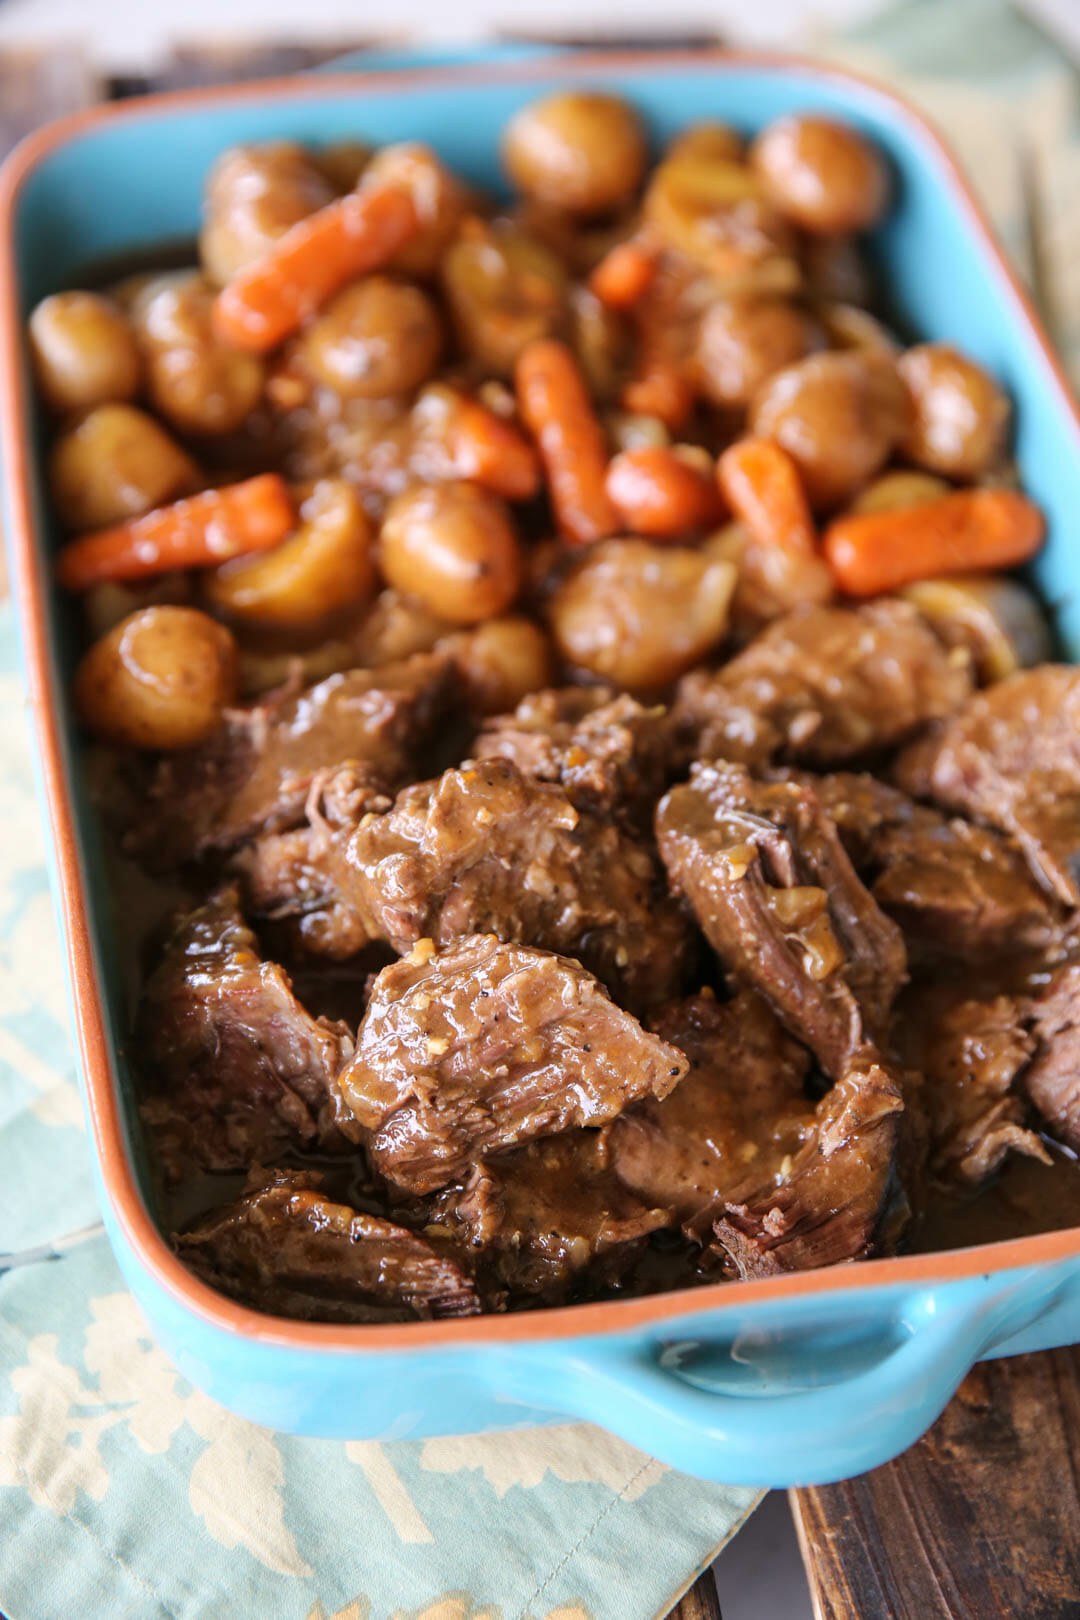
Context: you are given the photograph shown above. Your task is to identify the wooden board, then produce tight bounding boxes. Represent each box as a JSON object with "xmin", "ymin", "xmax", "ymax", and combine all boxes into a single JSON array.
[{"xmin": 790, "ymin": 1345, "xmax": 1080, "ymax": 1620}]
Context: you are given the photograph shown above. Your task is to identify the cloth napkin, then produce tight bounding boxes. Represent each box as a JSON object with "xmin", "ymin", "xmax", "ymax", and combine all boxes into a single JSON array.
[{"xmin": 2, "ymin": 2, "xmax": 1079, "ymax": 1615}]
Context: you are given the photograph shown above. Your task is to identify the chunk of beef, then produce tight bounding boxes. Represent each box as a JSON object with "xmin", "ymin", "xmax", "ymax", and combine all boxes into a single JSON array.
[
  {"xmin": 894, "ymin": 666, "xmax": 1080, "ymax": 907},
  {"xmin": 235, "ymin": 766, "xmax": 391, "ymax": 959},
  {"xmin": 176, "ymin": 1169, "xmax": 479, "ymax": 1322},
  {"xmin": 473, "ymin": 687, "xmax": 673, "ymax": 823},
  {"xmin": 675, "ymin": 601, "xmax": 972, "ymax": 768},
  {"xmin": 805, "ymin": 772, "xmax": 1063, "ymax": 963},
  {"xmin": 432, "ymin": 1131, "xmax": 671, "ymax": 1303},
  {"xmin": 137, "ymin": 886, "xmax": 352, "ymax": 1181},
  {"xmin": 712, "ymin": 1051, "xmax": 905, "ymax": 1277},
  {"xmin": 243, "ymin": 757, "xmax": 696, "ymax": 1014},
  {"xmin": 332, "ymin": 934, "xmax": 688, "ymax": 1193},
  {"xmin": 609, "ymin": 991, "xmax": 816, "ymax": 1235},
  {"xmin": 898, "ymin": 987, "xmax": 1048, "ymax": 1188},
  {"xmin": 138, "ymin": 651, "xmax": 454, "ymax": 866},
  {"xmin": 657, "ymin": 762, "xmax": 906, "ymax": 1076},
  {"xmin": 1023, "ymin": 963, "xmax": 1080, "ymax": 1151}
]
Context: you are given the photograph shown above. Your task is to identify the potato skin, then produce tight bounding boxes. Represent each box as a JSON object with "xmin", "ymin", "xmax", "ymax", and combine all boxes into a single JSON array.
[
  {"xmin": 204, "ymin": 479, "xmax": 376, "ymax": 629},
  {"xmin": 200, "ymin": 141, "xmax": 335, "ymax": 285},
  {"xmin": 73, "ymin": 606, "xmax": 237, "ymax": 749},
  {"xmin": 295, "ymin": 277, "xmax": 443, "ymax": 401},
  {"xmin": 48, "ymin": 404, "xmax": 199, "ymax": 533},
  {"xmin": 29, "ymin": 291, "xmax": 141, "ymax": 414},
  {"xmin": 132, "ymin": 271, "xmax": 264, "ymax": 436},
  {"xmin": 897, "ymin": 343, "xmax": 1011, "ymax": 480},
  {"xmin": 548, "ymin": 539, "xmax": 737, "ymax": 692},
  {"xmin": 751, "ymin": 114, "xmax": 889, "ymax": 234},
  {"xmin": 695, "ymin": 297, "xmax": 823, "ymax": 408},
  {"xmin": 750, "ymin": 349, "xmax": 908, "ymax": 510},
  {"xmin": 379, "ymin": 482, "xmax": 522, "ymax": 625},
  {"xmin": 502, "ymin": 92, "xmax": 647, "ymax": 216},
  {"xmin": 447, "ymin": 616, "xmax": 555, "ymax": 714}
]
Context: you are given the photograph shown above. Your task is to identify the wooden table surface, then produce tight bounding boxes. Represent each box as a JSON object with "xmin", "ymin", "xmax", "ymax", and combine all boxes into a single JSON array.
[{"xmin": 5, "ymin": 39, "xmax": 1080, "ymax": 1620}]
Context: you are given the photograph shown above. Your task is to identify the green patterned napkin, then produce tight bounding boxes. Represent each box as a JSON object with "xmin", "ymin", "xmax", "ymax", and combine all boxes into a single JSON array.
[{"xmin": 3, "ymin": 2, "xmax": 1079, "ymax": 1615}]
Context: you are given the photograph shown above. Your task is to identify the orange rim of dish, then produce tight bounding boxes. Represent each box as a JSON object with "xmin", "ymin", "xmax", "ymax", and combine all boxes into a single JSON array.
[{"xmin": 2, "ymin": 49, "xmax": 1080, "ymax": 1353}]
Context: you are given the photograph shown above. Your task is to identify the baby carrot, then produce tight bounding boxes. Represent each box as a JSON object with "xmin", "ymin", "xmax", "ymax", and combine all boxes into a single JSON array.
[
  {"xmin": 448, "ymin": 395, "xmax": 541, "ymax": 501},
  {"xmin": 823, "ymin": 488, "xmax": 1045, "ymax": 598},
  {"xmin": 588, "ymin": 241, "xmax": 657, "ymax": 311},
  {"xmin": 515, "ymin": 339, "xmax": 618, "ymax": 544},
  {"xmin": 55, "ymin": 474, "xmax": 296, "ymax": 590},
  {"xmin": 213, "ymin": 184, "xmax": 418, "ymax": 353},
  {"xmin": 717, "ymin": 437, "xmax": 817, "ymax": 555},
  {"xmin": 605, "ymin": 446, "xmax": 721, "ymax": 538}
]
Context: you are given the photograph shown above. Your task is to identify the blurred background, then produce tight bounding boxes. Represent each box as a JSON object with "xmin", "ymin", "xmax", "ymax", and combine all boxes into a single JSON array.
[{"xmin": 0, "ymin": 0, "xmax": 1076, "ymax": 72}]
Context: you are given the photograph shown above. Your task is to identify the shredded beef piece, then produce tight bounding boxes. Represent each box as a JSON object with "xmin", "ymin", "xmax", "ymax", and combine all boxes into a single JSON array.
[
  {"xmin": 609, "ymin": 991, "xmax": 815, "ymax": 1235},
  {"xmin": 332, "ymin": 934, "xmax": 688, "ymax": 1193},
  {"xmin": 899, "ymin": 987, "xmax": 1048, "ymax": 1188},
  {"xmin": 711, "ymin": 1048, "xmax": 904, "ymax": 1277},
  {"xmin": 432, "ymin": 1131, "xmax": 670, "ymax": 1302},
  {"xmin": 244, "ymin": 757, "xmax": 695, "ymax": 1014},
  {"xmin": 137, "ymin": 652, "xmax": 453, "ymax": 866},
  {"xmin": 473, "ymin": 686, "xmax": 674, "ymax": 823},
  {"xmin": 176, "ymin": 1169, "xmax": 479, "ymax": 1322},
  {"xmin": 895, "ymin": 666, "xmax": 1080, "ymax": 908},
  {"xmin": 656, "ymin": 762, "xmax": 906, "ymax": 1075},
  {"xmin": 804, "ymin": 772, "xmax": 1063, "ymax": 963},
  {"xmin": 137, "ymin": 886, "xmax": 352, "ymax": 1181},
  {"xmin": 674, "ymin": 601, "xmax": 972, "ymax": 769},
  {"xmin": 1023, "ymin": 963, "xmax": 1080, "ymax": 1151}
]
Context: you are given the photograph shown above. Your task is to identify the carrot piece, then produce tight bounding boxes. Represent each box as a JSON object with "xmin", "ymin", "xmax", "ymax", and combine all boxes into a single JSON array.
[
  {"xmin": 448, "ymin": 395, "xmax": 541, "ymax": 501},
  {"xmin": 514, "ymin": 339, "xmax": 618, "ymax": 545},
  {"xmin": 588, "ymin": 241, "xmax": 657, "ymax": 311},
  {"xmin": 620, "ymin": 355, "xmax": 694, "ymax": 433},
  {"xmin": 605, "ymin": 446, "xmax": 721, "ymax": 538},
  {"xmin": 55, "ymin": 474, "xmax": 296, "ymax": 591},
  {"xmin": 717, "ymin": 437, "xmax": 817, "ymax": 555},
  {"xmin": 213, "ymin": 184, "xmax": 418, "ymax": 353},
  {"xmin": 823, "ymin": 488, "xmax": 1046, "ymax": 598}
]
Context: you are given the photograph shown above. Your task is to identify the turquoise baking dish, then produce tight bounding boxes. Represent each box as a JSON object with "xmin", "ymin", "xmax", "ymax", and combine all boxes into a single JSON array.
[{"xmin": 3, "ymin": 45, "xmax": 1080, "ymax": 1489}]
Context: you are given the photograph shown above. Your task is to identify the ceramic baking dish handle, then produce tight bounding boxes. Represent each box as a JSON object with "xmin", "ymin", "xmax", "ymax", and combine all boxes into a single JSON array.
[{"xmin": 511, "ymin": 1269, "xmax": 1068, "ymax": 1486}]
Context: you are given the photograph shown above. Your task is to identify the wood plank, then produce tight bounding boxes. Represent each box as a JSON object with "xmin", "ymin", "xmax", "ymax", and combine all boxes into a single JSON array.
[
  {"xmin": 667, "ymin": 1566, "xmax": 723, "ymax": 1620},
  {"xmin": 147, "ymin": 40, "xmax": 373, "ymax": 90},
  {"xmin": 0, "ymin": 46, "xmax": 101, "ymax": 153},
  {"xmin": 791, "ymin": 1345, "xmax": 1080, "ymax": 1620}
]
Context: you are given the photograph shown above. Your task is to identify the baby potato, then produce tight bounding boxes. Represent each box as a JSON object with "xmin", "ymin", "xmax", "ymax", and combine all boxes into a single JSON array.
[
  {"xmin": 751, "ymin": 114, "xmax": 889, "ymax": 235},
  {"xmin": 379, "ymin": 482, "xmax": 522, "ymax": 624},
  {"xmin": 360, "ymin": 143, "xmax": 467, "ymax": 276},
  {"xmin": 442, "ymin": 221, "xmax": 568, "ymax": 375},
  {"xmin": 29, "ymin": 291, "xmax": 141, "ymax": 414},
  {"xmin": 695, "ymin": 297, "xmax": 823, "ymax": 408},
  {"xmin": 296, "ymin": 276, "xmax": 443, "ymax": 400},
  {"xmin": 445, "ymin": 615, "xmax": 555, "ymax": 713},
  {"xmin": 502, "ymin": 92, "xmax": 647, "ymax": 217},
  {"xmin": 200, "ymin": 140, "xmax": 335, "ymax": 285},
  {"xmin": 851, "ymin": 469, "xmax": 951, "ymax": 515},
  {"xmin": 817, "ymin": 301, "xmax": 898, "ymax": 355},
  {"xmin": 204, "ymin": 479, "xmax": 376, "ymax": 629},
  {"xmin": 74, "ymin": 605, "xmax": 237, "ymax": 749},
  {"xmin": 750, "ymin": 349, "xmax": 909, "ymax": 510},
  {"xmin": 352, "ymin": 587, "xmax": 454, "ymax": 666},
  {"xmin": 314, "ymin": 140, "xmax": 374, "ymax": 193},
  {"xmin": 48, "ymin": 404, "xmax": 199, "ymax": 532},
  {"xmin": 644, "ymin": 154, "xmax": 795, "ymax": 281},
  {"xmin": 132, "ymin": 271, "xmax": 264, "ymax": 436},
  {"xmin": 664, "ymin": 121, "xmax": 744, "ymax": 167},
  {"xmin": 897, "ymin": 342, "xmax": 1011, "ymax": 480},
  {"xmin": 900, "ymin": 574, "xmax": 1053, "ymax": 683},
  {"xmin": 548, "ymin": 539, "xmax": 737, "ymax": 692}
]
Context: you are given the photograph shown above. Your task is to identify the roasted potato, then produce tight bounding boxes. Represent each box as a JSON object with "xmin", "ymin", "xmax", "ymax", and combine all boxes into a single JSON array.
[
  {"xmin": 29, "ymin": 291, "xmax": 141, "ymax": 414},
  {"xmin": 379, "ymin": 481, "xmax": 522, "ymax": 623},
  {"xmin": 48, "ymin": 404, "xmax": 199, "ymax": 532},
  {"xmin": 74, "ymin": 606, "xmax": 237, "ymax": 748}
]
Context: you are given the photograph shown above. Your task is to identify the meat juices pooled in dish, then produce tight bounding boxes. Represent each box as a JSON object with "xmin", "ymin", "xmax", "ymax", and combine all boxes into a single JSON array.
[{"xmin": 37, "ymin": 94, "xmax": 1080, "ymax": 1320}]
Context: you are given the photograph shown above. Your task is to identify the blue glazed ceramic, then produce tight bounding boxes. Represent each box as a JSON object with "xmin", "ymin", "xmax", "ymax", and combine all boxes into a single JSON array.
[{"xmin": 3, "ymin": 46, "xmax": 1080, "ymax": 1488}]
